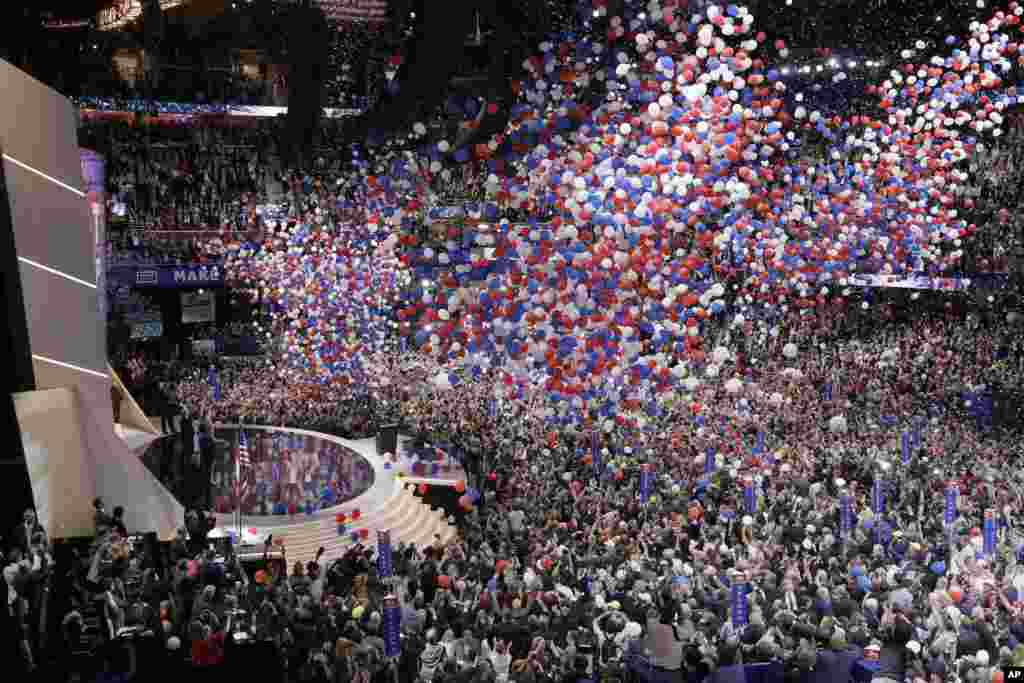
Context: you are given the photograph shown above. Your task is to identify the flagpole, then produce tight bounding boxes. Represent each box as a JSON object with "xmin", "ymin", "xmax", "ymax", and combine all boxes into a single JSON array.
[{"xmin": 236, "ymin": 429, "xmax": 242, "ymax": 544}]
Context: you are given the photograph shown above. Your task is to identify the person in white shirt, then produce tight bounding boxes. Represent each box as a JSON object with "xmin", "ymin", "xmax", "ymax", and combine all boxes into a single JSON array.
[
  {"xmin": 481, "ymin": 637, "xmax": 511, "ymax": 683},
  {"xmin": 507, "ymin": 508, "xmax": 525, "ymax": 534}
]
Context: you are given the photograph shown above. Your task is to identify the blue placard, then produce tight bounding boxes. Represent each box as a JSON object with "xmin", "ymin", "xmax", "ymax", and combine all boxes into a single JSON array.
[
  {"xmin": 377, "ymin": 530, "xmax": 393, "ymax": 578},
  {"xmin": 743, "ymin": 481, "xmax": 756, "ymax": 515},
  {"xmin": 900, "ymin": 432, "xmax": 910, "ymax": 465},
  {"xmin": 840, "ymin": 493, "xmax": 852, "ymax": 538},
  {"xmin": 983, "ymin": 509, "xmax": 996, "ymax": 557},
  {"xmin": 944, "ymin": 486, "xmax": 958, "ymax": 527},
  {"xmin": 731, "ymin": 581, "xmax": 748, "ymax": 628},
  {"xmin": 639, "ymin": 466, "xmax": 653, "ymax": 504},
  {"xmin": 704, "ymin": 447, "xmax": 715, "ymax": 476},
  {"xmin": 382, "ymin": 596, "xmax": 401, "ymax": 658},
  {"xmin": 872, "ymin": 479, "xmax": 884, "ymax": 515}
]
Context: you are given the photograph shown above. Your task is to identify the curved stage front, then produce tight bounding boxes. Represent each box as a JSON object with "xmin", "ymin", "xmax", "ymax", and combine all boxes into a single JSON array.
[
  {"xmin": 211, "ymin": 427, "xmax": 376, "ymax": 519},
  {"xmin": 207, "ymin": 425, "xmax": 462, "ymax": 566}
]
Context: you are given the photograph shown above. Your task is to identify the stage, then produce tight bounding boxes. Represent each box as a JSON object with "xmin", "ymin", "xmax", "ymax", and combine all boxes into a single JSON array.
[{"xmin": 206, "ymin": 425, "xmax": 465, "ymax": 566}]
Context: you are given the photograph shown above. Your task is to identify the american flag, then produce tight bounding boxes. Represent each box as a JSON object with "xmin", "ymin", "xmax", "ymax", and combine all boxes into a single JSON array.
[
  {"xmin": 317, "ymin": 0, "xmax": 388, "ymax": 23},
  {"xmin": 236, "ymin": 430, "xmax": 251, "ymax": 506},
  {"xmin": 237, "ymin": 430, "xmax": 251, "ymax": 468}
]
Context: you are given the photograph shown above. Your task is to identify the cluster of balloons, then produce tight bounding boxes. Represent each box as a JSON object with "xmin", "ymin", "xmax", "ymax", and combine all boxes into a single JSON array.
[
  {"xmin": 224, "ymin": 217, "xmax": 407, "ymax": 385},
  {"xmin": 390, "ymin": 0, "xmax": 1024, "ymax": 429},
  {"xmin": 219, "ymin": 0, "xmax": 1024, "ymax": 437}
]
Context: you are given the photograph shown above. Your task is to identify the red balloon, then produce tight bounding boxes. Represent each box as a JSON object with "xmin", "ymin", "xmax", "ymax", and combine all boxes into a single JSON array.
[{"xmin": 418, "ymin": 483, "xmax": 429, "ymax": 495}]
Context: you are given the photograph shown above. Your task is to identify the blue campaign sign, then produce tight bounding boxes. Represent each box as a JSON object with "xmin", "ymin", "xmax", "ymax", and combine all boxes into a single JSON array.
[
  {"xmin": 840, "ymin": 494, "xmax": 852, "ymax": 537},
  {"xmin": 378, "ymin": 530, "xmax": 393, "ymax": 578},
  {"xmin": 639, "ymin": 465, "xmax": 653, "ymax": 504},
  {"xmin": 382, "ymin": 596, "xmax": 401, "ymax": 658},
  {"xmin": 984, "ymin": 509, "xmax": 997, "ymax": 557},
  {"xmin": 944, "ymin": 486, "xmax": 958, "ymax": 526},
  {"xmin": 731, "ymin": 580, "xmax": 748, "ymax": 628},
  {"xmin": 872, "ymin": 480, "xmax": 885, "ymax": 515}
]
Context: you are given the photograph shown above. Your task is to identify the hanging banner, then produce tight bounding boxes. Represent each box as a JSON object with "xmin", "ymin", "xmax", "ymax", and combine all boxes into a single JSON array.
[
  {"xmin": 108, "ymin": 264, "xmax": 226, "ymax": 289},
  {"xmin": 848, "ymin": 274, "xmax": 968, "ymax": 291}
]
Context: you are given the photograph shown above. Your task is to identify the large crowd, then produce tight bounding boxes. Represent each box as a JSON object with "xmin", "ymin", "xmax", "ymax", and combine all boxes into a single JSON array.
[{"xmin": 12, "ymin": 0, "xmax": 1024, "ymax": 681}]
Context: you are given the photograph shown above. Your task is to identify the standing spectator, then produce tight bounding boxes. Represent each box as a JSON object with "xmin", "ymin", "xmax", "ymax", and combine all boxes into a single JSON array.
[{"xmin": 10, "ymin": 509, "xmax": 45, "ymax": 556}]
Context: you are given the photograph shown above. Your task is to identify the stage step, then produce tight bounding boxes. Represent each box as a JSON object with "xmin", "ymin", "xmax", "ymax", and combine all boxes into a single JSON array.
[{"xmin": 267, "ymin": 485, "xmax": 457, "ymax": 567}]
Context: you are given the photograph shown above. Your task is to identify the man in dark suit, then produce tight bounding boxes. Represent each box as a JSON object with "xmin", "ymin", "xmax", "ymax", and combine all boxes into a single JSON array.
[{"xmin": 10, "ymin": 509, "xmax": 45, "ymax": 555}]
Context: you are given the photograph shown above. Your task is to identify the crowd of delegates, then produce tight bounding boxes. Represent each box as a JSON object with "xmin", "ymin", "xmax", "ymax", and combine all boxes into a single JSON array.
[
  {"xmin": 172, "ymin": 355, "xmax": 386, "ymax": 439},
  {"xmin": 63, "ymin": 1, "xmax": 1024, "ymax": 681},
  {"xmin": 106, "ymin": 230, "xmax": 232, "ymax": 266},
  {"xmin": 147, "ymin": 291, "xmax": 1024, "ymax": 683}
]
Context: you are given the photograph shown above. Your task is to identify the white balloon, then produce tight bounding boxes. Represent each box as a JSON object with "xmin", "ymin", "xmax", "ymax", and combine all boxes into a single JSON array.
[{"xmin": 782, "ymin": 342, "xmax": 798, "ymax": 359}]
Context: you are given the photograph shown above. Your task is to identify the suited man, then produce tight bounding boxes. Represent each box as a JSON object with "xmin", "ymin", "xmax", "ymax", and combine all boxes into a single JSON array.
[
  {"xmin": 181, "ymin": 412, "xmax": 195, "ymax": 465},
  {"xmin": 11, "ymin": 509, "xmax": 45, "ymax": 556}
]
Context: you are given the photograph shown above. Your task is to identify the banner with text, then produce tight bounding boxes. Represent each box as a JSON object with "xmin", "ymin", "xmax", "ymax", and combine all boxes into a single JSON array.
[{"xmin": 109, "ymin": 264, "xmax": 225, "ymax": 289}]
